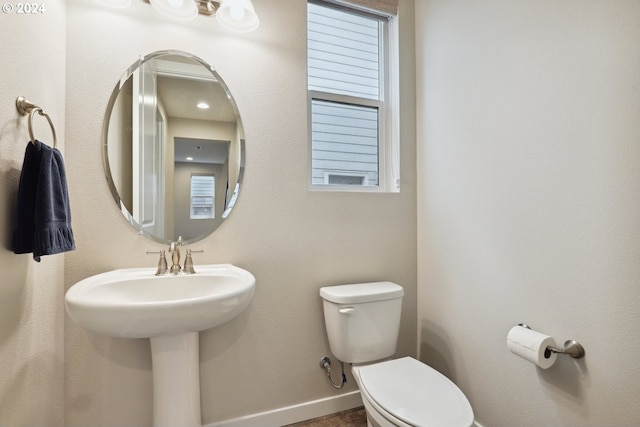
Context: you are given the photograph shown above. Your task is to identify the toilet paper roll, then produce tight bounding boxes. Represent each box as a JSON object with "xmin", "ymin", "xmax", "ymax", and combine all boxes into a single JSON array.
[{"xmin": 507, "ymin": 325, "xmax": 557, "ymax": 369}]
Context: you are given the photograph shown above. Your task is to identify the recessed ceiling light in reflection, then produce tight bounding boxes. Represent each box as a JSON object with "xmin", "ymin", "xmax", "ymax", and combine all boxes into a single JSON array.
[
  {"xmin": 186, "ymin": 156, "xmax": 194, "ymax": 161},
  {"xmin": 197, "ymin": 102, "xmax": 210, "ymax": 109}
]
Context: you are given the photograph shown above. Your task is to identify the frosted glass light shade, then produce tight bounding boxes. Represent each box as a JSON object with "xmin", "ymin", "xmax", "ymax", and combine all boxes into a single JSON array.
[
  {"xmin": 216, "ymin": 0, "xmax": 259, "ymax": 33},
  {"xmin": 149, "ymin": 0, "xmax": 198, "ymax": 21},
  {"xmin": 93, "ymin": 0, "xmax": 131, "ymax": 8}
]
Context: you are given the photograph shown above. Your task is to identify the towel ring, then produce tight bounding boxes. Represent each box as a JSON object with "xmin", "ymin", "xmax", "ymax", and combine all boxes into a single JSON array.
[{"xmin": 16, "ymin": 96, "xmax": 57, "ymax": 148}]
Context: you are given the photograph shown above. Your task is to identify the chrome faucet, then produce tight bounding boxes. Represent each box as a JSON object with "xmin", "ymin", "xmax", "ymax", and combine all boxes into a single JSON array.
[{"xmin": 168, "ymin": 236, "xmax": 184, "ymax": 275}]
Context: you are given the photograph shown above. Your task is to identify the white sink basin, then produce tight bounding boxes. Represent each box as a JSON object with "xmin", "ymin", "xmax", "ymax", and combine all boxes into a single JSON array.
[
  {"xmin": 66, "ymin": 263, "xmax": 255, "ymax": 426},
  {"xmin": 65, "ymin": 263, "xmax": 255, "ymax": 338}
]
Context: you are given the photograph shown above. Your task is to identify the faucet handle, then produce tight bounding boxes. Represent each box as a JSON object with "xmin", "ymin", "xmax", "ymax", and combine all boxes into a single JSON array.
[
  {"xmin": 146, "ymin": 250, "xmax": 168, "ymax": 275},
  {"xmin": 183, "ymin": 249, "xmax": 204, "ymax": 274}
]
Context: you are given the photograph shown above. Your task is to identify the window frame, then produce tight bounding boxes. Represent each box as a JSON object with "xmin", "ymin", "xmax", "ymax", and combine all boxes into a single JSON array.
[{"xmin": 307, "ymin": 0, "xmax": 400, "ymax": 193}]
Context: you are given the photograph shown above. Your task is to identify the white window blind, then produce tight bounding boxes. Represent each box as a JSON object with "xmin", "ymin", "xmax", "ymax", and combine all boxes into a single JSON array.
[
  {"xmin": 190, "ymin": 175, "xmax": 215, "ymax": 219},
  {"xmin": 330, "ymin": 0, "xmax": 398, "ymax": 16}
]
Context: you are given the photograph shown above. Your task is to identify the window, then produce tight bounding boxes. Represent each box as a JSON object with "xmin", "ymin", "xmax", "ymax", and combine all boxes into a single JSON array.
[
  {"xmin": 307, "ymin": 0, "xmax": 399, "ymax": 192},
  {"xmin": 190, "ymin": 175, "xmax": 215, "ymax": 219}
]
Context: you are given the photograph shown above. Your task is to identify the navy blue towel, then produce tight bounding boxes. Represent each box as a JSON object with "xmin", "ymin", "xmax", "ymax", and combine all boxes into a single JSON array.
[{"xmin": 13, "ymin": 140, "xmax": 75, "ymax": 261}]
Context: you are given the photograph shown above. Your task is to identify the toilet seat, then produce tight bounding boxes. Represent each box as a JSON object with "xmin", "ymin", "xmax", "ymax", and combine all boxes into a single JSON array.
[{"xmin": 356, "ymin": 357, "xmax": 474, "ymax": 427}]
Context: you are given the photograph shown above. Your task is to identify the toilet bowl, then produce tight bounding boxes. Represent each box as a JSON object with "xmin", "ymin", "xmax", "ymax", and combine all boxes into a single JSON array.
[
  {"xmin": 319, "ymin": 282, "xmax": 474, "ymax": 427},
  {"xmin": 352, "ymin": 357, "xmax": 474, "ymax": 427}
]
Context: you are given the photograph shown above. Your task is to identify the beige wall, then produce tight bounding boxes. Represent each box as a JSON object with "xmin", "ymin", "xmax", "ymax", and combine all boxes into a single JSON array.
[
  {"xmin": 416, "ymin": 1, "xmax": 640, "ymax": 426},
  {"xmin": 0, "ymin": 2, "xmax": 66, "ymax": 426},
  {"xmin": 64, "ymin": 0, "xmax": 416, "ymax": 426}
]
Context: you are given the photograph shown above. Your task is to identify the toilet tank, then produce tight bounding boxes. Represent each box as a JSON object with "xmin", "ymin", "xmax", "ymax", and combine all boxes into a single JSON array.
[{"xmin": 320, "ymin": 282, "xmax": 404, "ymax": 364}]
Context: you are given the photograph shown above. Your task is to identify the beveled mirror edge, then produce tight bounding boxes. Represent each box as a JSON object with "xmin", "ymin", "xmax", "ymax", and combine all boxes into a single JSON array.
[{"xmin": 101, "ymin": 49, "xmax": 246, "ymax": 245}]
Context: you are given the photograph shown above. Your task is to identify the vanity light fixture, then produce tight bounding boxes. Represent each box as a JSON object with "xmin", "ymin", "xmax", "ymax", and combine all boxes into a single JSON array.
[
  {"xmin": 216, "ymin": 0, "xmax": 259, "ymax": 33},
  {"xmin": 139, "ymin": 0, "xmax": 259, "ymax": 32}
]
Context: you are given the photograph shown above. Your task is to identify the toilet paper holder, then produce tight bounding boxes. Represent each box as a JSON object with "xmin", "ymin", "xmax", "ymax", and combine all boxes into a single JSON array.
[{"xmin": 518, "ymin": 324, "xmax": 585, "ymax": 359}]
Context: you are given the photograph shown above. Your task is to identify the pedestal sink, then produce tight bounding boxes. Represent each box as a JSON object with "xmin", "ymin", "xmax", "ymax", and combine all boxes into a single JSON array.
[{"xmin": 65, "ymin": 264, "xmax": 255, "ymax": 427}]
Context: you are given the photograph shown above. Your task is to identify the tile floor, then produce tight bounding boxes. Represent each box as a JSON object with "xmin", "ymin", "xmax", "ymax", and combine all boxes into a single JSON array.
[{"xmin": 284, "ymin": 407, "xmax": 367, "ymax": 427}]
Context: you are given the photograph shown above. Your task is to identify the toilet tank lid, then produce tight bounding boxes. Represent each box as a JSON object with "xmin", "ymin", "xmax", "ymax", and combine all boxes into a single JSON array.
[{"xmin": 319, "ymin": 282, "xmax": 404, "ymax": 304}]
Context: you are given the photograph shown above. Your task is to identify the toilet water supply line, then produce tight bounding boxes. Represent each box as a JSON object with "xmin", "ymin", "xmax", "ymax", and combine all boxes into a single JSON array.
[{"xmin": 319, "ymin": 356, "xmax": 347, "ymax": 389}]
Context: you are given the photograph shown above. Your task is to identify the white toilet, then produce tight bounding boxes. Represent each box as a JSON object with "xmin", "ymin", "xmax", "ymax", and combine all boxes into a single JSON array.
[{"xmin": 320, "ymin": 282, "xmax": 474, "ymax": 427}]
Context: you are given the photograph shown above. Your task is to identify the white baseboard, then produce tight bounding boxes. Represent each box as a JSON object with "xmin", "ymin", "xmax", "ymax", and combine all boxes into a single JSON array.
[{"xmin": 205, "ymin": 391, "xmax": 363, "ymax": 427}]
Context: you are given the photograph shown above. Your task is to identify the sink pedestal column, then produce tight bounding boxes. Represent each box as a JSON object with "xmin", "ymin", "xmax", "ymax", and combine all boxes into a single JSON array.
[{"xmin": 150, "ymin": 332, "xmax": 201, "ymax": 427}]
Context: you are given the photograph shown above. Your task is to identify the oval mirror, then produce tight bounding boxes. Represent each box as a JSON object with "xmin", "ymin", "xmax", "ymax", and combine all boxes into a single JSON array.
[{"xmin": 102, "ymin": 50, "xmax": 244, "ymax": 244}]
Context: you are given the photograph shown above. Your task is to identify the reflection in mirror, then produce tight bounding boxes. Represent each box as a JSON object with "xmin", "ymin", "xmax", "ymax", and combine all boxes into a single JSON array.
[{"xmin": 103, "ymin": 50, "xmax": 244, "ymax": 244}]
